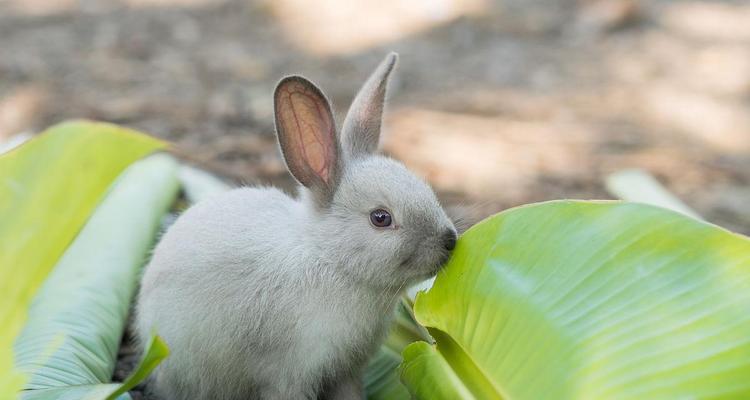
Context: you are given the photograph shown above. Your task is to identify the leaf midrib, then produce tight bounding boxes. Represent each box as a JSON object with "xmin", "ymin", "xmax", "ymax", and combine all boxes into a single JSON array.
[{"xmin": 429, "ymin": 328, "xmax": 507, "ymax": 400}]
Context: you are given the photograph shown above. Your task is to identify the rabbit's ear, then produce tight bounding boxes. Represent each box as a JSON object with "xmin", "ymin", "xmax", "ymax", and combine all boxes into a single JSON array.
[
  {"xmin": 341, "ymin": 52, "xmax": 398, "ymax": 158},
  {"xmin": 274, "ymin": 76, "xmax": 340, "ymax": 204}
]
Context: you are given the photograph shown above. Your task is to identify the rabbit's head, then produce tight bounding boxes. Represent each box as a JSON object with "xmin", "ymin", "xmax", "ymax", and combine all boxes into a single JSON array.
[{"xmin": 274, "ymin": 53, "xmax": 456, "ymax": 291}]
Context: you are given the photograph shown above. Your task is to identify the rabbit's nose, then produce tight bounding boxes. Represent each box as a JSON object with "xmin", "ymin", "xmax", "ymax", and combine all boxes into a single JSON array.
[{"xmin": 443, "ymin": 230, "xmax": 457, "ymax": 251}]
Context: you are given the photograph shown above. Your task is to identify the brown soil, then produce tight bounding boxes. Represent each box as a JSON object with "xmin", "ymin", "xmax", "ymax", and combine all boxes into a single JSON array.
[{"xmin": 2, "ymin": 0, "xmax": 749, "ymax": 234}]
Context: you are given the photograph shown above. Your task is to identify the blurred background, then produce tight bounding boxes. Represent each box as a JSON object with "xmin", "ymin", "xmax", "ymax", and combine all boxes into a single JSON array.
[{"xmin": 1, "ymin": 0, "xmax": 749, "ymax": 234}]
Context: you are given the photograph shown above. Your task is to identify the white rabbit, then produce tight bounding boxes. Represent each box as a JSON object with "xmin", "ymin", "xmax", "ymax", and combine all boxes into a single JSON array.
[{"xmin": 136, "ymin": 53, "xmax": 457, "ymax": 400}]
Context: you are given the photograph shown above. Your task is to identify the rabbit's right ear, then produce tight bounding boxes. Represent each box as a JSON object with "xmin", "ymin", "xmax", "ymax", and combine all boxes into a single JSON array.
[
  {"xmin": 341, "ymin": 52, "xmax": 398, "ymax": 158},
  {"xmin": 274, "ymin": 76, "xmax": 340, "ymax": 205}
]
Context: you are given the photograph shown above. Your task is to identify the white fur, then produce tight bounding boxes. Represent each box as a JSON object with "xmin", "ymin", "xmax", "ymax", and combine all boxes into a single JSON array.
[{"xmin": 136, "ymin": 54, "xmax": 456, "ymax": 400}]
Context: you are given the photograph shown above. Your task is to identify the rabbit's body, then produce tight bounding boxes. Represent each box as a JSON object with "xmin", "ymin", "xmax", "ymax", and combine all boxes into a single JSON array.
[
  {"xmin": 139, "ymin": 186, "xmax": 400, "ymax": 399},
  {"xmin": 137, "ymin": 54, "xmax": 456, "ymax": 400}
]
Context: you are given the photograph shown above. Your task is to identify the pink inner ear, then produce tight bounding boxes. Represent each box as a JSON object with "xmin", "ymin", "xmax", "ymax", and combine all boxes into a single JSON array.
[
  {"xmin": 278, "ymin": 81, "xmax": 335, "ymax": 184},
  {"xmin": 297, "ymin": 94, "xmax": 331, "ymax": 182}
]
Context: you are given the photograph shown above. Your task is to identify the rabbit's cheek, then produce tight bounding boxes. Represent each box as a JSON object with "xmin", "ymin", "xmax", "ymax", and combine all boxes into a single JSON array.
[
  {"xmin": 398, "ymin": 249, "xmax": 417, "ymax": 268},
  {"xmin": 403, "ymin": 247, "xmax": 444, "ymax": 279}
]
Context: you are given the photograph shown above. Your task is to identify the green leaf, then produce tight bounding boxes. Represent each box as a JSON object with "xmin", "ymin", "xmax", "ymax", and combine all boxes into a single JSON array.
[
  {"xmin": 107, "ymin": 335, "xmax": 169, "ymax": 399},
  {"xmin": 21, "ymin": 334, "xmax": 169, "ymax": 400},
  {"xmin": 400, "ymin": 341, "xmax": 479, "ymax": 400},
  {"xmin": 366, "ymin": 347, "xmax": 409, "ymax": 400},
  {"xmin": 365, "ymin": 299, "xmax": 425, "ymax": 400},
  {"xmin": 14, "ymin": 154, "xmax": 179, "ymax": 398},
  {"xmin": 605, "ymin": 169, "xmax": 699, "ymax": 219},
  {"xmin": 402, "ymin": 200, "xmax": 750, "ymax": 399},
  {"xmin": 1, "ymin": 121, "xmax": 165, "ymax": 399}
]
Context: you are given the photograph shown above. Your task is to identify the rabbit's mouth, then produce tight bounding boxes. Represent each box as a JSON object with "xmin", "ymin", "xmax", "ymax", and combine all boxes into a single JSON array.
[
  {"xmin": 436, "ymin": 251, "xmax": 451, "ymax": 268},
  {"xmin": 430, "ymin": 250, "xmax": 453, "ymax": 275},
  {"xmin": 415, "ymin": 250, "xmax": 452, "ymax": 279},
  {"xmin": 397, "ymin": 241, "xmax": 453, "ymax": 281}
]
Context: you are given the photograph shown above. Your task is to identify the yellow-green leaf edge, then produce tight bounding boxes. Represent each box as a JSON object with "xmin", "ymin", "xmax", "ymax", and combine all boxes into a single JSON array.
[
  {"xmin": 0, "ymin": 120, "xmax": 165, "ymax": 399},
  {"xmin": 403, "ymin": 200, "xmax": 750, "ymax": 399}
]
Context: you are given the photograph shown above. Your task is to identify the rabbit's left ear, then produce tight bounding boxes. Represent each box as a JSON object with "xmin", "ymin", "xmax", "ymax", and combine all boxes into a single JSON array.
[
  {"xmin": 274, "ymin": 76, "xmax": 340, "ymax": 206},
  {"xmin": 341, "ymin": 52, "xmax": 398, "ymax": 158}
]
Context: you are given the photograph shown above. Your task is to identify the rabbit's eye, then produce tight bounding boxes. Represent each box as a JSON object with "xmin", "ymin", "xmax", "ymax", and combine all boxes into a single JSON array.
[{"xmin": 370, "ymin": 209, "xmax": 392, "ymax": 228}]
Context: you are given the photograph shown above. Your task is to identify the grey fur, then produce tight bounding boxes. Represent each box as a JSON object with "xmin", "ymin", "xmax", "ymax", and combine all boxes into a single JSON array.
[
  {"xmin": 136, "ymin": 53, "xmax": 456, "ymax": 400},
  {"xmin": 341, "ymin": 52, "xmax": 397, "ymax": 158}
]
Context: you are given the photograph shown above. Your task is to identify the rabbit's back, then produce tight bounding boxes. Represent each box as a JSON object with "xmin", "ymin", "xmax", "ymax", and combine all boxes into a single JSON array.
[
  {"xmin": 139, "ymin": 186, "xmax": 305, "ymax": 302},
  {"xmin": 136, "ymin": 186, "xmax": 310, "ymax": 399}
]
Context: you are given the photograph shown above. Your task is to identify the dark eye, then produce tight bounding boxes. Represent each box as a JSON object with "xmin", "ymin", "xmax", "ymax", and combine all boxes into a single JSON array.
[{"xmin": 369, "ymin": 209, "xmax": 392, "ymax": 228}]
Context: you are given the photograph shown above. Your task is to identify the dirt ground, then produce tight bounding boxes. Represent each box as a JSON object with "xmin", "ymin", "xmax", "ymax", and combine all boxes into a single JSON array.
[
  {"xmin": 3, "ymin": 0, "xmax": 749, "ymax": 396},
  {"xmin": 2, "ymin": 0, "xmax": 749, "ymax": 234}
]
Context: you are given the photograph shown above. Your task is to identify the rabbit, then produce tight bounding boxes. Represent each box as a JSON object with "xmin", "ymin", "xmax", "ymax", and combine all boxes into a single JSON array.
[{"xmin": 135, "ymin": 52, "xmax": 457, "ymax": 400}]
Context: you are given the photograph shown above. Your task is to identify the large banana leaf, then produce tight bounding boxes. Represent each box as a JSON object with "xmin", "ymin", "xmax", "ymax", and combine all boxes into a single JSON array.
[
  {"xmin": 0, "ymin": 121, "xmax": 165, "ymax": 399},
  {"xmin": 401, "ymin": 200, "xmax": 750, "ymax": 399},
  {"xmin": 19, "ymin": 335, "xmax": 168, "ymax": 400},
  {"xmin": 14, "ymin": 154, "xmax": 179, "ymax": 399}
]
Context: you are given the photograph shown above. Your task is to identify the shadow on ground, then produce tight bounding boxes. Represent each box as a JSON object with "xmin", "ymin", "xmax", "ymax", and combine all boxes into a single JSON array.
[{"xmin": 1, "ymin": 0, "xmax": 748, "ymax": 234}]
